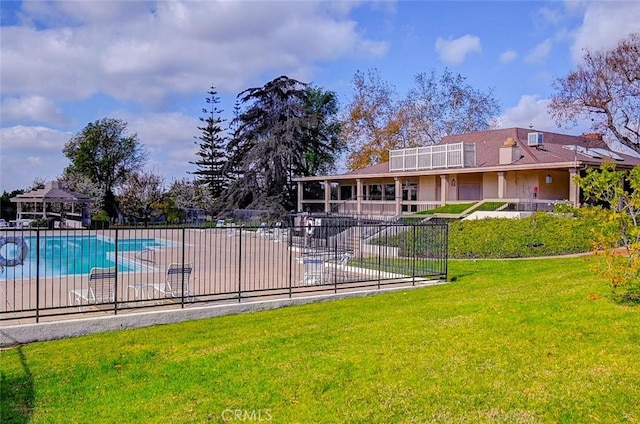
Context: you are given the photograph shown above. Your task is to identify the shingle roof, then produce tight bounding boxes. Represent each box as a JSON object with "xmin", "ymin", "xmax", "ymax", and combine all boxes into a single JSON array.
[
  {"xmin": 439, "ymin": 127, "xmax": 640, "ymax": 167},
  {"xmin": 339, "ymin": 127, "xmax": 639, "ymax": 177},
  {"xmin": 11, "ymin": 181, "xmax": 94, "ymax": 203}
]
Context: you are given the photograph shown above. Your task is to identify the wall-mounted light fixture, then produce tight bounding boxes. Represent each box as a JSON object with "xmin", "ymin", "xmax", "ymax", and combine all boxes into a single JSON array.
[
  {"xmin": 451, "ymin": 177, "xmax": 456, "ymax": 187},
  {"xmin": 545, "ymin": 174, "xmax": 552, "ymax": 184}
]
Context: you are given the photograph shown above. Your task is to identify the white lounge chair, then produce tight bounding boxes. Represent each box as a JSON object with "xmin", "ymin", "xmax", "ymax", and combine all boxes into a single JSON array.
[
  {"xmin": 129, "ymin": 263, "xmax": 194, "ymax": 302},
  {"xmin": 325, "ymin": 252, "xmax": 353, "ymax": 281},
  {"xmin": 68, "ymin": 267, "xmax": 117, "ymax": 309},
  {"xmin": 152, "ymin": 262, "xmax": 193, "ymax": 299}
]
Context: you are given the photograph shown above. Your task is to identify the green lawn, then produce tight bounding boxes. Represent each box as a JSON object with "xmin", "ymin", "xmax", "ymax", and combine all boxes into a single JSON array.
[
  {"xmin": 418, "ymin": 203, "xmax": 477, "ymax": 214},
  {"xmin": 2, "ymin": 257, "xmax": 639, "ymax": 423}
]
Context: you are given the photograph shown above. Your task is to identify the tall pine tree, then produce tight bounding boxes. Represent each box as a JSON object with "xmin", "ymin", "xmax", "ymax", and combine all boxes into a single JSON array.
[
  {"xmin": 221, "ymin": 76, "xmax": 342, "ymax": 215},
  {"xmin": 190, "ymin": 86, "xmax": 227, "ymax": 198}
]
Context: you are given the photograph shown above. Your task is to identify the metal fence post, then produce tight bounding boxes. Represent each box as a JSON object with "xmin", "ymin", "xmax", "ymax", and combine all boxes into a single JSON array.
[
  {"xmin": 377, "ymin": 224, "xmax": 382, "ymax": 290},
  {"xmin": 237, "ymin": 226, "xmax": 242, "ymax": 303},
  {"xmin": 412, "ymin": 224, "xmax": 417, "ymax": 285},
  {"xmin": 288, "ymin": 225, "xmax": 293, "ymax": 298},
  {"xmin": 36, "ymin": 228, "xmax": 40, "ymax": 323},
  {"xmin": 114, "ymin": 228, "xmax": 120, "ymax": 314},
  {"xmin": 181, "ymin": 226, "xmax": 186, "ymax": 308},
  {"xmin": 443, "ymin": 224, "xmax": 449, "ymax": 280}
]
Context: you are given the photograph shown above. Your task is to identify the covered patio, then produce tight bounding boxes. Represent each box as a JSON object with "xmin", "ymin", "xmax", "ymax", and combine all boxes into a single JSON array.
[{"xmin": 10, "ymin": 181, "xmax": 93, "ymax": 227}]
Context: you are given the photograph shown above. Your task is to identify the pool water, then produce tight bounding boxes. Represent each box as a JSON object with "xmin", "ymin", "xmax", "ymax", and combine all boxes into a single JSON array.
[{"xmin": 0, "ymin": 235, "xmax": 168, "ymax": 279}]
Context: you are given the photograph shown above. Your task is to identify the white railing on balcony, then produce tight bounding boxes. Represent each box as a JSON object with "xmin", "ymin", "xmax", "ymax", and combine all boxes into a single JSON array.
[{"xmin": 389, "ymin": 143, "xmax": 476, "ymax": 171}]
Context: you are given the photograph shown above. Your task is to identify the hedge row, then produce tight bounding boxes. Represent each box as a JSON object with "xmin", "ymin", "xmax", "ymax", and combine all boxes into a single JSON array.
[
  {"xmin": 373, "ymin": 212, "xmax": 599, "ymax": 259},
  {"xmin": 447, "ymin": 212, "xmax": 597, "ymax": 259}
]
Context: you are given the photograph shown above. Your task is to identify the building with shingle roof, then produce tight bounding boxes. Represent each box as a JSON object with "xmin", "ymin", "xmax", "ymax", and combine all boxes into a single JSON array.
[
  {"xmin": 10, "ymin": 181, "xmax": 93, "ymax": 225},
  {"xmin": 294, "ymin": 128, "xmax": 640, "ymax": 217}
]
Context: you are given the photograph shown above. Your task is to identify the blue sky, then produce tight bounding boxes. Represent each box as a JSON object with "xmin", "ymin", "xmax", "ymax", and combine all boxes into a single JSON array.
[{"xmin": 1, "ymin": 0, "xmax": 639, "ymax": 193}]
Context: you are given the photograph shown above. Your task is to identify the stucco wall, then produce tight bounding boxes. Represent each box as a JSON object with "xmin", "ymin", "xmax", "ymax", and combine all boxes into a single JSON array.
[
  {"xmin": 537, "ymin": 170, "xmax": 570, "ymax": 200},
  {"xmin": 482, "ymin": 173, "xmax": 498, "ymax": 198},
  {"xmin": 419, "ymin": 175, "xmax": 437, "ymax": 201}
]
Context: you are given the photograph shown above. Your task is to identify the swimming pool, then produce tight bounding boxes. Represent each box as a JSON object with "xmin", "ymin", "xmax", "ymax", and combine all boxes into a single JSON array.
[{"xmin": 0, "ymin": 234, "xmax": 170, "ymax": 279}]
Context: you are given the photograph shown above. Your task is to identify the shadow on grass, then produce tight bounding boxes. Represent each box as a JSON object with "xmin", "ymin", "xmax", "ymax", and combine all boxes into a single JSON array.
[
  {"xmin": 449, "ymin": 271, "xmax": 477, "ymax": 283},
  {"xmin": 0, "ymin": 334, "xmax": 34, "ymax": 424}
]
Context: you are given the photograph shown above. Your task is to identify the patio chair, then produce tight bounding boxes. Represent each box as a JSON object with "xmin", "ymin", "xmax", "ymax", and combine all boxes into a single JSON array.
[
  {"xmin": 151, "ymin": 262, "xmax": 194, "ymax": 301},
  {"xmin": 68, "ymin": 267, "xmax": 117, "ymax": 309},
  {"xmin": 325, "ymin": 252, "xmax": 352, "ymax": 281}
]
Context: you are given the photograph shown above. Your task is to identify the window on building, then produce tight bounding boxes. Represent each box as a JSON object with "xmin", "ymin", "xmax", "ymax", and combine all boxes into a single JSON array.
[
  {"xmin": 340, "ymin": 185, "xmax": 353, "ymax": 200},
  {"xmin": 368, "ymin": 184, "xmax": 382, "ymax": 200},
  {"xmin": 384, "ymin": 184, "xmax": 395, "ymax": 201}
]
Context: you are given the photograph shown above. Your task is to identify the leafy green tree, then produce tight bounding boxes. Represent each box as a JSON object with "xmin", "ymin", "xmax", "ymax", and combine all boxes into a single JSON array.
[
  {"xmin": 301, "ymin": 85, "xmax": 344, "ymax": 175},
  {"xmin": 550, "ymin": 33, "xmax": 640, "ymax": 154},
  {"xmin": 222, "ymin": 76, "xmax": 342, "ymax": 215},
  {"xmin": 63, "ymin": 118, "xmax": 147, "ymax": 219},
  {"xmin": 190, "ymin": 86, "xmax": 228, "ymax": 198},
  {"xmin": 576, "ymin": 163, "xmax": 640, "ymax": 303}
]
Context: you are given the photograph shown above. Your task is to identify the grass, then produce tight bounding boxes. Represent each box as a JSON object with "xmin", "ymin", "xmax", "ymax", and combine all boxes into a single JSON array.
[
  {"xmin": 471, "ymin": 201, "xmax": 507, "ymax": 212},
  {"xmin": 2, "ymin": 257, "xmax": 640, "ymax": 423},
  {"xmin": 417, "ymin": 203, "xmax": 477, "ymax": 215}
]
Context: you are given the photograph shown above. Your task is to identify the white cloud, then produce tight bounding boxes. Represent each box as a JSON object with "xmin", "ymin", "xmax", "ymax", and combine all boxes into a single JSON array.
[
  {"xmin": 495, "ymin": 95, "xmax": 556, "ymax": 131},
  {"xmin": 1, "ymin": 1, "xmax": 388, "ymax": 107},
  {"xmin": 0, "ymin": 126, "xmax": 73, "ymax": 192},
  {"xmin": 499, "ymin": 49, "xmax": 518, "ymax": 64},
  {"xmin": 569, "ymin": 1, "xmax": 640, "ymax": 61},
  {"xmin": 0, "ymin": 95, "xmax": 72, "ymax": 126},
  {"xmin": 107, "ymin": 111, "xmax": 202, "ymax": 183},
  {"xmin": 0, "ymin": 125, "xmax": 71, "ymax": 153},
  {"xmin": 0, "ymin": 112, "xmax": 203, "ymax": 192},
  {"xmin": 525, "ymin": 39, "xmax": 552, "ymax": 64},
  {"xmin": 434, "ymin": 34, "xmax": 482, "ymax": 65},
  {"xmin": 535, "ymin": 6, "xmax": 563, "ymax": 26}
]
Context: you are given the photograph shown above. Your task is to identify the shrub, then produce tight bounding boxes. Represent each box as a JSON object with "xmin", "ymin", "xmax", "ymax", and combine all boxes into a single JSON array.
[
  {"xmin": 372, "ymin": 212, "xmax": 597, "ymax": 259},
  {"xmin": 29, "ymin": 218, "xmax": 47, "ymax": 228},
  {"xmin": 90, "ymin": 210, "xmax": 110, "ymax": 229},
  {"xmin": 576, "ymin": 164, "xmax": 640, "ymax": 304},
  {"xmin": 447, "ymin": 212, "xmax": 596, "ymax": 258}
]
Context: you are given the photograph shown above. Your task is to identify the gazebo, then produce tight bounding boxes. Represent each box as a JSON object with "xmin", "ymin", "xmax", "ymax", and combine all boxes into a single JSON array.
[{"xmin": 10, "ymin": 181, "xmax": 94, "ymax": 226}]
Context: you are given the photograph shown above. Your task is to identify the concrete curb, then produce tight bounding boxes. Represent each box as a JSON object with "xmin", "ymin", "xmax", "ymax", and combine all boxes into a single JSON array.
[{"xmin": 0, "ymin": 281, "xmax": 446, "ymax": 347}]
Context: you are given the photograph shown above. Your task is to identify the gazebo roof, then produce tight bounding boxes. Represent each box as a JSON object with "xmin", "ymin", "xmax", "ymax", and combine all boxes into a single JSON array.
[{"xmin": 10, "ymin": 181, "xmax": 94, "ymax": 204}]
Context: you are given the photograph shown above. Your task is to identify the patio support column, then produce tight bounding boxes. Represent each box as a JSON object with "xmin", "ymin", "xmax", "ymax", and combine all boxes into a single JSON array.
[
  {"xmin": 497, "ymin": 172, "xmax": 506, "ymax": 199},
  {"xmin": 440, "ymin": 175, "xmax": 448, "ymax": 206},
  {"xmin": 297, "ymin": 181, "xmax": 303, "ymax": 212},
  {"xmin": 356, "ymin": 178, "xmax": 363, "ymax": 215},
  {"xmin": 324, "ymin": 180, "xmax": 331, "ymax": 213},
  {"xmin": 394, "ymin": 177, "xmax": 402, "ymax": 216},
  {"xmin": 569, "ymin": 168, "xmax": 580, "ymax": 207}
]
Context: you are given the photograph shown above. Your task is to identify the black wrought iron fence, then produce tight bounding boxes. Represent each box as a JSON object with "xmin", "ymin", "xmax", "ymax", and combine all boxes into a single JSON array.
[{"xmin": 0, "ymin": 220, "xmax": 447, "ymax": 323}]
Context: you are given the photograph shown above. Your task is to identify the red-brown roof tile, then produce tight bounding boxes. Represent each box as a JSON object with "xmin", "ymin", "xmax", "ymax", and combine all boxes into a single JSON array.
[{"xmin": 338, "ymin": 127, "xmax": 639, "ymax": 176}]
